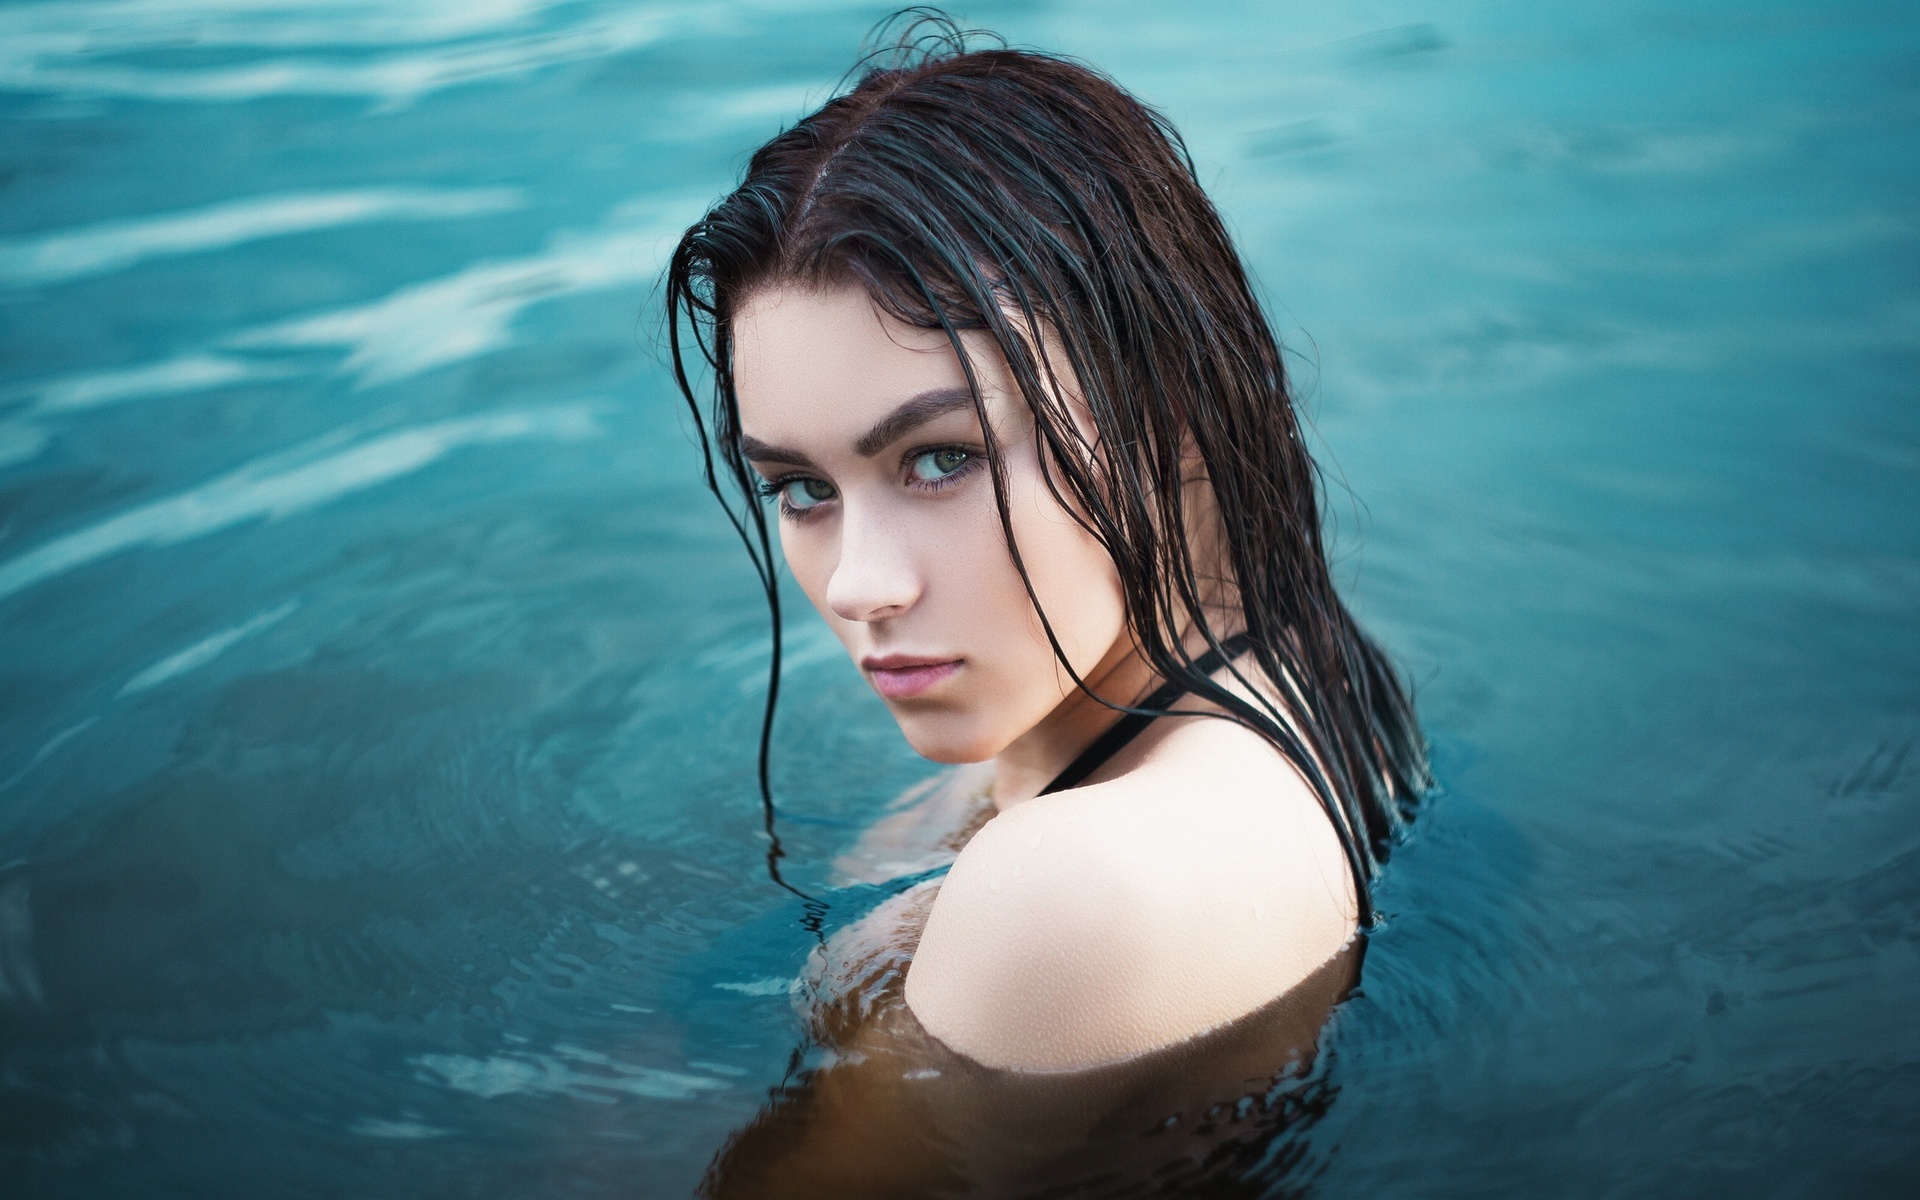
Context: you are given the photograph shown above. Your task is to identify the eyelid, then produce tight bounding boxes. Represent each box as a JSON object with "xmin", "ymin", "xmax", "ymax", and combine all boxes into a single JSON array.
[
  {"xmin": 898, "ymin": 440, "xmax": 983, "ymax": 469},
  {"xmin": 765, "ymin": 480, "xmax": 835, "ymax": 523},
  {"xmin": 755, "ymin": 470, "xmax": 836, "ymax": 510},
  {"xmin": 902, "ymin": 443, "xmax": 982, "ymax": 491},
  {"xmin": 757, "ymin": 466, "xmax": 828, "ymax": 487}
]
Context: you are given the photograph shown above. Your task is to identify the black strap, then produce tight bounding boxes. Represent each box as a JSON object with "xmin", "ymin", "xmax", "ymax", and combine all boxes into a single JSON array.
[{"xmin": 1039, "ymin": 634, "xmax": 1253, "ymax": 796}]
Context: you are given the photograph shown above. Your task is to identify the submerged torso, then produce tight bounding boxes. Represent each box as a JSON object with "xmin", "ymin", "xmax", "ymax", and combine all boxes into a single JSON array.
[{"xmin": 702, "ymin": 755, "xmax": 1363, "ymax": 1199}]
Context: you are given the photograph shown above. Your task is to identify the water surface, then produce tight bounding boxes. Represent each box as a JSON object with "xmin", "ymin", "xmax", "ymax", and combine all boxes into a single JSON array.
[{"xmin": 2, "ymin": 0, "xmax": 1917, "ymax": 1195}]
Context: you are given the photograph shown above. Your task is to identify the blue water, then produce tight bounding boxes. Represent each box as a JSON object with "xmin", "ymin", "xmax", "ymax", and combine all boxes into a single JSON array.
[{"xmin": 2, "ymin": 1, "xmax": 1916, "ymax": 1195}]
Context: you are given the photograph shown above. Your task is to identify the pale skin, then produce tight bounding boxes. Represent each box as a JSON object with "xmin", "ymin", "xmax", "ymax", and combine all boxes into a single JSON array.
[{"xmin": 731, "ymin": 283, "xmax": 1358, "ymax": 1073}]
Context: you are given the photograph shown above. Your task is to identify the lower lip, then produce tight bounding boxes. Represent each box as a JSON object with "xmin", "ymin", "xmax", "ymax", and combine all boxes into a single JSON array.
[{"xmin": 867, "ymin": 661, "xmax": 961, "ymax": 700}]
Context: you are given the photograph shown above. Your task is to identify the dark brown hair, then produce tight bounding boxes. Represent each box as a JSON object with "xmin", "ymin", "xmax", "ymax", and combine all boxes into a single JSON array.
[{"xmin": 666, "ymin": 13, "xmax": 1428, "ymax": 921}]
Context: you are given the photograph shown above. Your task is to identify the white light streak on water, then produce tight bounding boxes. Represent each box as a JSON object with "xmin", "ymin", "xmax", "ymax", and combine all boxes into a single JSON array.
[
  {"xmin": 19, "ymin": 354, "xmax": 300, "ymax": 415},
  {"xmin": 712, "ymin": 977, "xmax": 796, "ymax": 996},
  {"xmin": 119, "ymin": 600, "xmax": 300, "ymax": 697},
  {"xmin": 414, "ymin": 1045, "xmax": 730, "ymax": 1102},
  {"xmin": 0, "ymin": 0, "xmax": 551, "ymax": 54},
  {"xmin": 0, "ymin": 1, "xmax": 686, "ymax": 107},
  {"xmin": 0, "ymin": 188, "xmax": 525, "ymax": 288},
  {"xmin": 234, "ymin": 199, "xmax": 702, "ymax": 384},
  {"xmin": 0, "ymin": 405, "xmax": 601, "ymax": 602},
  {"xmin": 0, "ymin": 716, "xmax": 100, "ymax": 795},
  {"xmin": 0, "ymin": 198, "xmax": 698, "ymax": 474}
]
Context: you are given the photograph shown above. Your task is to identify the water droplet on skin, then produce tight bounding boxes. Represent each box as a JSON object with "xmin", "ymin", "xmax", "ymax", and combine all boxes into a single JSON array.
[
  {"xmin": 1030, "ymin": 834, "xmax": 1044, "ymax": 849},
  {"xmin": 1013, "ymin": 864, "xmax": 1024, "ymax": 878},
  {"xmin": 989, "ymin": 879, "xmax": 1003, "ymax": 894}
]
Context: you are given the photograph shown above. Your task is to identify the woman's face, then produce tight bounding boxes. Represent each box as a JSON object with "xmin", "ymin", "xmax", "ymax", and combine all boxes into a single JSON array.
[{"xmin": 731, "ymin": 283, "xmax": 1130, "ymax": 765}]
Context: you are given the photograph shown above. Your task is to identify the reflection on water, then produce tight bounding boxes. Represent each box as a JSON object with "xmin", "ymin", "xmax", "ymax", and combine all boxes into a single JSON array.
[{"xmin": 1, "ymin": 0, "xmax": 1917, "ymax": 1196}]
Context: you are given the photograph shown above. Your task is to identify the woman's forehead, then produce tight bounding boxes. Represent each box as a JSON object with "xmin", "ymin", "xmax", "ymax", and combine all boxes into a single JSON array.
[
  {"xmin": 733, "ymin": 284, "xmax": 1012, "ymax": 444},
  {"xmin": 734, "ymin": 284, "xmax": 960, "ymax": 379}
]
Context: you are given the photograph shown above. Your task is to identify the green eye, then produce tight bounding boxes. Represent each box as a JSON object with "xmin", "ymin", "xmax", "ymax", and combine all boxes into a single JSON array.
[
  {"xmin": 780, "ymin": 477, "xmax": 836, "ymax": 510},
  {"xmin": 910, "ymin": 448, "xmax": 971, "ymax": 483}
]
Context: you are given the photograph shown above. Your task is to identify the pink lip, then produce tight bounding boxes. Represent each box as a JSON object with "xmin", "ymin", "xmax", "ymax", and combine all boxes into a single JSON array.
[{"xmin": 861, "ymin": 654, "xmax": 962, "ymax": 700}]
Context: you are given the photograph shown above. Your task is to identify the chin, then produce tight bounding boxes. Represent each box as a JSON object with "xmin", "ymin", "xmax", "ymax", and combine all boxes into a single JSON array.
[{"xmin": 890, "ymin": 710, "xmax": 1004, "ymax": 765}]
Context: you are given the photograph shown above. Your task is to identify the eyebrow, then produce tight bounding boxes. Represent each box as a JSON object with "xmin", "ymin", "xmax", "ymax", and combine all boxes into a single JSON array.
[
  {"xmin": 738, "ymin": 386, "xmax": 979, "ymax": 468},
  {"xmin": 854, "ymin": 386, "xmax": 978, "ymax": 456},
  {"xmin": 734, "ymin": 437, "xmax": 816, "ymax": 470}
]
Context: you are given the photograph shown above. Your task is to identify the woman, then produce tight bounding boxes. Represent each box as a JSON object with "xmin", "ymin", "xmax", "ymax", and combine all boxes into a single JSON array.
[{"xmin": 668, "ymin": 15, "xmax": 1427, "ymax": 1193}]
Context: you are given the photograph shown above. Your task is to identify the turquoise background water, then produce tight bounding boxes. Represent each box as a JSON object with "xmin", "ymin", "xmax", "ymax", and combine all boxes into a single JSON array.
[{"xmin": 2, "ymin": 1, "xmax": 1916, "ymax": 1195}]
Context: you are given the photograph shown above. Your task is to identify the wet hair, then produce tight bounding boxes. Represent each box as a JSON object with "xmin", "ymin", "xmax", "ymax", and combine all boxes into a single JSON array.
[{"xmin": 665, "ymin": 12, "xmax": 1429, "ymax": 922}]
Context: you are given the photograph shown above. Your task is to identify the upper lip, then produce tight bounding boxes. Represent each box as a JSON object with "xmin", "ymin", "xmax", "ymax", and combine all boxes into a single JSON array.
[{"xmin": 861, "ymin": 653, "xmax": 961, "ymax": 671}]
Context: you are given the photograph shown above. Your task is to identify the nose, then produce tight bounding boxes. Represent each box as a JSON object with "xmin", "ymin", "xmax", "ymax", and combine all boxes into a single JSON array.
[{"xmin": 824, "ymin": 503, "xmax": 923, "ymax": 623}]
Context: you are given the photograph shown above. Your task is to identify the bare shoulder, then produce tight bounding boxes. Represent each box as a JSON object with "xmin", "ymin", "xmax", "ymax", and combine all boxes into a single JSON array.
[{"xmin": 903, "ymin": 715, "xmax": 1358, "ymax": 1071}]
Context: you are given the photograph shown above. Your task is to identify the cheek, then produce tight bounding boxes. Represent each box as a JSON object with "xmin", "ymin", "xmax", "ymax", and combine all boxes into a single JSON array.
[
  {"xmin": 981, "ymin": 410, "xmax": 1128, "ymax": 678},
  {"xmin": 1016, "ymin": 517, "xmax": 1126, "ymax": 668},
  {"xmin": 987, "ymin": 461, "xmax": 1128, "ymax": 684},
  {"xmin": 920, "ymin": 500, "xmax": 1039, "ymax": 632},
  {"xmin": 777, "ymin": 522, "xmax": 836, "ymax": 615}
]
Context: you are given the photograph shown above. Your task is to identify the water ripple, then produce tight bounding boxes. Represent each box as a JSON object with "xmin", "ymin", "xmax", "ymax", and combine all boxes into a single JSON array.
[
  {"xmin": 4, "ymin": 197, "xmax": 697, "ymax": 437},
  {"xmin": 232, "ymin": 198, "xmax": 701, "ymax": 384},
  {"xmin": 414, "ymin": 1044, "xmax": 731, "ymax": 1102},
  {"xmin": 118, "ymin": 599, "xmax": 300, "ymax": 697},
  {"xmin": 0, "ymin": 187, "xmax": 524, "ymax": 288},
  {"xmin": 0, "ymin": 0, "xmax": 687, "ymax": 107},
  {"xmin": 10, "ymin": 353, "xmax": 301, "ymax": 416},
  {"xmin": 0, "ymin": 405, "xmax": 600, "ymax": 602},
  {"xmin": 0, "ymin": 0, "xmax": 552, "ymax": 55}
]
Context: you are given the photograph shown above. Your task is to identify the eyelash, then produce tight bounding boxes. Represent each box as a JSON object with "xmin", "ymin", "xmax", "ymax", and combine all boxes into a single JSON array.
[
  {"xmin": 907, "ymin": 444, "xmax": 982, "ymax": 493},
  {"xmin": 756, "ymin": 444, "xmax": 983, "ymax": 520}
]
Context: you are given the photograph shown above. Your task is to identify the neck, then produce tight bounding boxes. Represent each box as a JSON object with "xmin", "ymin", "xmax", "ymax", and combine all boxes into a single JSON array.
[
  {"xmin": 989, "ymin": 636, "xmax": 1157, "ymax": 811},
  {"xmin": 988, "ymin": 613, "xmax": 1250, "ymax": 811}
]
